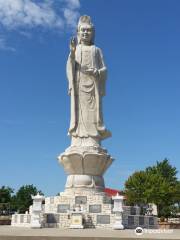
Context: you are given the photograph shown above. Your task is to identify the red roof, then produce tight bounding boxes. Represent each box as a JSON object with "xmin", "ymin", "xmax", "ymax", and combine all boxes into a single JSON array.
[{"xmin": 104, "ymin": 188, "xmax": 122, "ymax": 197}]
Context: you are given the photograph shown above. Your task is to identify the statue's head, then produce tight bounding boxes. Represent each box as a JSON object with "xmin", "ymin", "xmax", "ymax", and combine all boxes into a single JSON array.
[{"xmin": 77, "ymin": 15, "xmax": 95, "ymax": 45}]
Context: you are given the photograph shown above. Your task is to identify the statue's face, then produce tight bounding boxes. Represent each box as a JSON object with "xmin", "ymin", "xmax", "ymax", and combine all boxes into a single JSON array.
[{"xmin": 78, "ymin": 24, "xmax": 93, "ymax": 44}]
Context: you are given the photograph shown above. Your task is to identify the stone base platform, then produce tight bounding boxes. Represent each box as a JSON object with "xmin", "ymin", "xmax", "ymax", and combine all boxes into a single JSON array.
[
  {"xmin": 44, "ymin": 192, "xmax": 157, "ymax": 229},
  {"xmin": 11, "ymin": 191, "xmax": 158, "ymax": 230},
  {"xmin": 44, "ymin": 191, "xmax": 158, "ymax": 229},
  {"xmin": 44, "ymin": 191, "xmax": 115, "ymax": 229}
]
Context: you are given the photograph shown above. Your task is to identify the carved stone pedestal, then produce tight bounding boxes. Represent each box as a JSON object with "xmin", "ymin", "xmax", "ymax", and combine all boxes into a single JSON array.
[
  {"xmin": 113, "ymin": 212, "xmax": 124, "ymax": 230},
  {"xmin": 58, "ymin": 146, "xmax": 113, "ymax": 193}
]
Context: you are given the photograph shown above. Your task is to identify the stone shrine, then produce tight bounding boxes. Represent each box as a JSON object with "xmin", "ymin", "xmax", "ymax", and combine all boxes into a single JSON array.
[{"xmin": 11, "ymin": 15, "xmax": 158, "ymax": 229}]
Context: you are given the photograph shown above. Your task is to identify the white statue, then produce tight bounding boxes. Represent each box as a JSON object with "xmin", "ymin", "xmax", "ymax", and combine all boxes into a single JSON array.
[
  {"xmin": 66, "ymin": 15, "xmax": 111, "ymax": 147},
  {"xmin": 59, "ymin": 16, "xmax": 113, "ymax": 192}
]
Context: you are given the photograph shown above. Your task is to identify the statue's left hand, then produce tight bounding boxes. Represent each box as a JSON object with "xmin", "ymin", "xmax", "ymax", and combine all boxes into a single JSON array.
[{"xmin": 85, "ymin": 68, "xmax": 99, "ymax": 77}]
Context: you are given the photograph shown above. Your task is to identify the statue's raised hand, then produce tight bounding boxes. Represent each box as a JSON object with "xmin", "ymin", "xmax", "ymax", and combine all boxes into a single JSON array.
[{"xmin": 70, "ymin": 37, "xmax": 76, "ymax": 58}]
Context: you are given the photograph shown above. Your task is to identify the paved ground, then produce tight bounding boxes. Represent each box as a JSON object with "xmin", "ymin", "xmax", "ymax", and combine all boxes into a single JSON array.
[{"xmin": 0, "ymin": 226, "xmax": 180, "ymax": 240}]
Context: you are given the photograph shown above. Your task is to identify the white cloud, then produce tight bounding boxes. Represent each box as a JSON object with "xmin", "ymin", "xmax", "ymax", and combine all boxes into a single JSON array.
[
  {"xmin": 63, "ymin": 8, "xmax": 79, "ymax": 28},
  {"xmin": 0, "ymin": 0, "xmax": 64, "ymax": 29},
  {"xmin": 64, "ymin": 0, "xmax": 80, "ymax": 10},
  {"xmin": 63, "ymin": 0, "xmax": 80, "ymax": 28},
  {"xmin": 0, "ymin": 0, "xmax": 80, "ymax": 30},
  {"xmin": 0, "ymin": 36, "xmax": 15, "ymax": 51},
  {"xmin": 0, "ymin": 0, "xmax": 81, "ymax": 51}
]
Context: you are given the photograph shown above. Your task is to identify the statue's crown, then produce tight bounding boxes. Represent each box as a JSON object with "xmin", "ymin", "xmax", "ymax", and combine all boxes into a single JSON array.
[{"xmin": 78, "ymin": 15, "xmax": 93, "ymax": 28}]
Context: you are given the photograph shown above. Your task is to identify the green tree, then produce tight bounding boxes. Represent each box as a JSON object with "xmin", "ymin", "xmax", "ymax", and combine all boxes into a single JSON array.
[
  {"xmin": 14, "ymin": 185, "xmax": 43, "ymax": 213},
  {"xmin": 146, "ymin": 159, "xmax": 179, "ymax": 217},
  {"xmin": 124, "ymin": 171, "xmax": 148, "ymax": 205},
  {"xmin": 0, "ymin": 186, "xmax": 13, "ymax": 203},
  {"xmin": 124, "ymin": 159, "xmax": 180, "ymax": 217},
  {"xmin": 0, "ymin": 186, "xmax": 14, "ymax": 214},
  {"xmin": 146, "ymin": 158, "xmax": 177, "ymax": 185}
]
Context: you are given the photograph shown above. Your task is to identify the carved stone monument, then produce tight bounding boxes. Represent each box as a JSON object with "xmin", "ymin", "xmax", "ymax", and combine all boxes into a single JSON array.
[
  {"xmin": 58, "ymin": 15, "xmax": 113, "ymax": 193},
  {"xmin": 11, "ymin": 15, "xmax": 158, "ymax": 230}
]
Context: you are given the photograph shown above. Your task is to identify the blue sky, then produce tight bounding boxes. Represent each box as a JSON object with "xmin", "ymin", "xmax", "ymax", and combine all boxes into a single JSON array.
[{"xmin": 0, "ymin": 0, "xmax": 180, "ymax": 196}]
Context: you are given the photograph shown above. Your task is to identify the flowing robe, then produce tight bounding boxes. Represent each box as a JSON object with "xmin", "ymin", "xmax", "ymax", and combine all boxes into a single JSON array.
[{"xmin": 66, "ymin": 44, "xmax": 111, "ymax": 142}]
